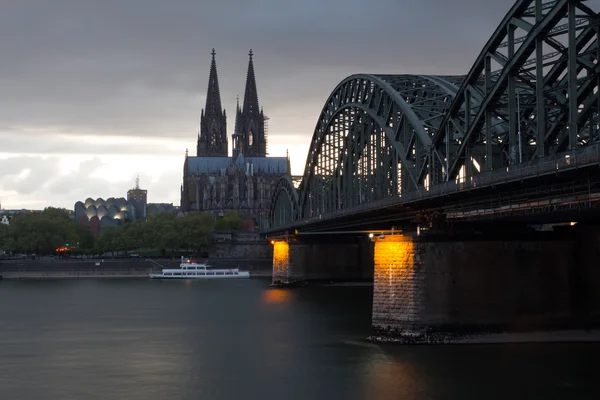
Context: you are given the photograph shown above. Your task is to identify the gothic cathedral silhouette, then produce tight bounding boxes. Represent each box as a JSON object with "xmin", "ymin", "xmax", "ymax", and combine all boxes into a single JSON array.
[{"xmin": 181, "ymin": 49, "xmax": 291, "ymax": 230}]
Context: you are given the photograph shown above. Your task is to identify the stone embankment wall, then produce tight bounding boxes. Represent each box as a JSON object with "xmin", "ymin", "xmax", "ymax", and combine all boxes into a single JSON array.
[
  {"xmin": 209, "ymin": 231, "xmax": 273, "ymax": 276},
  {"xmin": 0, "ymin": 259, "xmax": 166, "ymax": 279},
  {"xmin": 207, "ymin": 258, "xmax": 272, "ymax": 276},
  {"xmin": 372, "ymin": 228, "xmax": 600, "ymax": 340},
  {"xmin": 210, "ymin": 231, "xmax": 272, "ymax": 260},
  {"xmin": 0, "ymin": 257, "xmax": 272, "ymax": 279}
]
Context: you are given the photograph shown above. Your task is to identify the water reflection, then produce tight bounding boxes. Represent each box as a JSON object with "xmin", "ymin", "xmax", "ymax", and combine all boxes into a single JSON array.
[
  {"xmin": 261, "ymin": 288, "xmax": 294, "ymax": 305},
  {"xmin": 360, "ymin": 349, "xmax": 423, "ymax": 400},
  {"xmin": 0, "ymin": 280, "xmax": 599, "ymax": 400}
]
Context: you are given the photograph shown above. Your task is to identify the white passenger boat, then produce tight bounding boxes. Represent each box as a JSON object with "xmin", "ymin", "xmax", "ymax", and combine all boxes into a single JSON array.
[{"xmin": 149, "ymin": 257, "xmax": 250, "ymax": 279}]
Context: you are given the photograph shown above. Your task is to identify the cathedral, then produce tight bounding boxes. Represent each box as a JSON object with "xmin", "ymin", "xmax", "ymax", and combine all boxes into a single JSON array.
[{"xmin": 180, "ymin": 49, "xmax": 290, "ymax": 229}]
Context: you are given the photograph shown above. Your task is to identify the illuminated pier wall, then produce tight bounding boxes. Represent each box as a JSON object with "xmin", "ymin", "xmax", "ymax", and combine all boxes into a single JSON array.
[
  {"xmin": 272, "ymin": 241, "xmax": 292, "ymax": 284},
  {"xmin": 372, "ymin": 229, "xmax": 600, "ymax": 338},
  {"xmin": 372, "ymin": 235, "xmax": 422, "ymax": 335}
]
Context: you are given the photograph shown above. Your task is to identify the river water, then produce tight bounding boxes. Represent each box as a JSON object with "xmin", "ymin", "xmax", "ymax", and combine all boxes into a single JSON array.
[{"xmin": 0, "ymin": 278, "xmax": 598, "ymax": 399}]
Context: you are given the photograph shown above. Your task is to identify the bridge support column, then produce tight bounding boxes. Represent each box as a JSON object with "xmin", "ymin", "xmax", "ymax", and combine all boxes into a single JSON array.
[
  {"xmin": 372, "ymin": 234, "xmax": 425, "ymax": 337},
  {"xmin": 371, "ymin": 228, "xmax": 600, "ymax": 343},
  {"xmin": 272, "ymin": 240, "xmax": 296, "ymax": 285},
  {"xmin": 271, "ymin": 237, "xmax": 373, "ymax": 286}
]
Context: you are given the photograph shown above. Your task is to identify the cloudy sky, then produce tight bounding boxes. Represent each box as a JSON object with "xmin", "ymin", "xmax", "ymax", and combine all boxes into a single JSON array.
[{"xmin": 2, "ymin": 0, "xmax": 598, "ymax": 210}]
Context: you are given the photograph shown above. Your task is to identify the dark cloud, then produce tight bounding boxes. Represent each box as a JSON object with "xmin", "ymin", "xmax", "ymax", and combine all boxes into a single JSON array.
[{"xmin": 1, "ymin": 0, "xmax": 559, "ymax": 136}]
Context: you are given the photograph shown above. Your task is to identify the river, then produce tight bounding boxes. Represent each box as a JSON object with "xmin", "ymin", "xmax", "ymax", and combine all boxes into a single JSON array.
[{"xmin": 0, "ymin": 278, "xmax": 598, "ymax": 399}]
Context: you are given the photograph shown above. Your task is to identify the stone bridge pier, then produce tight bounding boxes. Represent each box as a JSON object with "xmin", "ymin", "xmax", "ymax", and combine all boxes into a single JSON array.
[
  {"xmin": 271, "ymin": 235, "xmax": 373, "ymax": 285},
  {"xmin": 270, "ymin": 226, "xmax": 600, "ymax": 341},
  {"xmin": 371, "ymin": 227, "xmax": 600, "ymax": 342}
]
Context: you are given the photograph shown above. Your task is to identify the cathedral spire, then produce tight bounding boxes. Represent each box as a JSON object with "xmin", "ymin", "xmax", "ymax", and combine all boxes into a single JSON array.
[
  {"xmin": 197, "ymin": 48, "xmax": 228, "ymax": 157},
  {"xmin": 242, "ymin": 49, "xmax": 260, "ymax": 115},
  {"xmin": 205, "ymin": 48, "xmax": 222, "ymax": 117},
  {"xmin": 233, "ymin": 49, "xmax": 266, "ymax": 158}
]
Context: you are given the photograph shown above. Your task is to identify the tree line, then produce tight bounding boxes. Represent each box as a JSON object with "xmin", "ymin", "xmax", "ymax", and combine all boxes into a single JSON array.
[{"xmin": 0, "ymin": 207, "xmax": 243, "ymax": 257}]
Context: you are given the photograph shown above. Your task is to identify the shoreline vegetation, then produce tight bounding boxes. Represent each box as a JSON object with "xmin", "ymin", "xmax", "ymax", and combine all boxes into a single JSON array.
[{"xmin": 0, "ymin": 207, "xmax": 245, "ymax": 262}]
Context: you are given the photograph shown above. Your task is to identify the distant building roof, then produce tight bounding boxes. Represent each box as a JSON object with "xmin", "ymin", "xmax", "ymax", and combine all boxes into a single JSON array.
[{"xmin": 187, "ymin": 156, "xmax": 288, "ymax": 175}]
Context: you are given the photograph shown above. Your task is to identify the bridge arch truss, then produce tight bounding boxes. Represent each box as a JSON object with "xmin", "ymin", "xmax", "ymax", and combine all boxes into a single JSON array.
[
  {"xmin": 297, "ymin": 74, "xmax": 466, "ymax": 219},
  {"xmin": 269, "ymin": 0, "xmax": 600, "ymax": 228},
  {"xmin": 269, "ymin": 175, "xmax": 299, "ymax": 227}
]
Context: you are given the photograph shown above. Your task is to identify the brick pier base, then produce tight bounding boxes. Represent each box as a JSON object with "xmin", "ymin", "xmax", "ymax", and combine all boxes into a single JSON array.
[
  {"xmin": 371, "ymin": 230, "xmax": 600, "ymax": 343},
  {"xmin": 372, "ymin": 235, "xmax": 426, "ymax": 337}
]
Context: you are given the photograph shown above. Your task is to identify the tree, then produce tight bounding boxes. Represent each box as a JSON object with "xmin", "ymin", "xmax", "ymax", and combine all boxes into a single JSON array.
[
  {"xmin": 96, "ymin": 226, "xmax": 119, "ymax": 256},
  {"xmin": 179, "ymin": 212, "xmax": 214, "ymax": 252},
  {"xmin": 2, "ymin": 208, "xmax": 223, "ymax": 257},
  {"xmin": 214, "ymin": 210, "xmax": 243, "ymax": 231},
  {"xmin": 0, "ymin": 223, "xmax": 10, "ymax": 252},
  {"xmin": 76, "ymin": 226, "xmax": 95, "ymax": 251},
  {"xmin": 7, "ymin": 208, "xmax": 77, "ymax": 254}
]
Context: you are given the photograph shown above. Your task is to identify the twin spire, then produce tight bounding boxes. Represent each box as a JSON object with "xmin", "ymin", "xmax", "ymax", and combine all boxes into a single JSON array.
[
  {"xmin": 205, "ymin": 48, "xmax": 260, "ymax": 117},
  {"xmin": 197, "ymin": 48, "xmax": 266, "ymax": 158},
  {"xmin": 204, "ymin": 48, "xmax": 222, "ymax": 118},
  {"xmin": 242, "ymin": 49, "xmax": 260, "ymax": 116}
]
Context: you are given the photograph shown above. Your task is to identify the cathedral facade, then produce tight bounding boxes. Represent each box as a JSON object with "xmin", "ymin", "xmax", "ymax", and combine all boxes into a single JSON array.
[{"xmin": 180, "ymin": 49, "xmax": 290, "ymax": 229}]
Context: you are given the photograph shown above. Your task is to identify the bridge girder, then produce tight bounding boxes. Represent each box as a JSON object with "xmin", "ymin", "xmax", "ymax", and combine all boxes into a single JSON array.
[
  {"xmin": 268, "ymin": 0, "xmax": 600, "ymax": 230},
  {"xmin": 296, "ymin": 74, "xmax": 466, "ymax": 220},
  {"xmin": 430, "ymin": 0, "xmax": 600, "ymax": 184},
  {"xmin": 269, "ymin": 175, "xmax": 299, "ymax": 227}
]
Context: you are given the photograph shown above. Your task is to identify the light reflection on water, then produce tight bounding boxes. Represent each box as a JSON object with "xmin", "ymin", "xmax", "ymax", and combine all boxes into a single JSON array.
[
  {"xmin": 261, "ymin": 288, "xmax": 294, "ymax": 304},
  {"xmin": 360, "ymin": 351, "xmax": 423, "ymax": 400},
  {"xmin": 0, "ymin": 278, "xmax": 598, "ymax": 400}
]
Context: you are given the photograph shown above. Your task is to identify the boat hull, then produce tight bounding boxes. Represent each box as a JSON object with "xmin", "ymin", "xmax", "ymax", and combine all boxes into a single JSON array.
[{"xmin": 149, "ymin": 272, "xmax": 250, "ymax": 279}]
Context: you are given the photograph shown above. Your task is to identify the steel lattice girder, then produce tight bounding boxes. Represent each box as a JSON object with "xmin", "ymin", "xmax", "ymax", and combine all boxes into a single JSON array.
[
  {"xmin": 428, "ymin": 0, "xmax": 600, "ymax": 184},
  {"xmin": 296, "ymin": 74, "xmax": 465, "ymax": 219},
  {"xmin": 269, "ymin": 175, "xmax": 299, "ymax": 227},
  {"xmin": 268, "ymin": 0, "xmax": 600, "ymax": 228}
]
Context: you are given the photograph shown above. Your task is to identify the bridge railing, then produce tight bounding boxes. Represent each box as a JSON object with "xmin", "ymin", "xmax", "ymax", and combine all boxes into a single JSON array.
[
  {"xmin": 299, "ymin": 144, "xmax": 600, "ymax": 225},
  {"xmin": 445, "ymin": 175, "xmax": 600, "ymax": 220},
  {"xmin": 423, "ymin": 144, "xmax": 600, "ymax": 201}
]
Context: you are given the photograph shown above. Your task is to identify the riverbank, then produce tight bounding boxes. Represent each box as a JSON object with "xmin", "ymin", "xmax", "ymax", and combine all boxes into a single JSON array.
[
  {"xmin": 0, "ymin": 269, "xmax": 271, "ymax": 280},
  {"xmin": 0, "ymin": 271, "xmax": 154, "ymax": 279},
  {"xmin": 367, "ymin": 329, "xmax": 600, "ymax": 344},
  {"xmin": 0, "ymin": 258, "xmax": 272, "ymax": 279}
]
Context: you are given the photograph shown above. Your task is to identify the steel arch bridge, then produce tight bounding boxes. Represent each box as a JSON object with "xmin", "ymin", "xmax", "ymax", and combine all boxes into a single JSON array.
[{"xmin": 269, "ymin": 0, "xmax": 600, "ymax": 230}]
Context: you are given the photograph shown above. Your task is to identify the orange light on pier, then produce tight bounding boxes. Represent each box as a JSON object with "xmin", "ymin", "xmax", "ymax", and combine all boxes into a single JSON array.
[
  {"xmin": 271, "ymin": 240, "xmax": 290, "ymax": 279},
  {"xmin": 373, "ymin": 235, "xmax": 414, "ymax": 273},
  {"xmin": 373, "ymin": 235, "xmax": 416, "ymax": 318}
]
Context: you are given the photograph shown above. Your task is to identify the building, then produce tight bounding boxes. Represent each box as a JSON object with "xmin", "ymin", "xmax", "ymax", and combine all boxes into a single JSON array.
[
  {"xmin": 127, "ymin": 176, "xmax": 148, "ymax": 220},
  {"xmin": 180, "ymin": 49, "xmax": 290, "ymax": 229},
  {"xmin": 74, "ymin": 197, "xmax": 138, "ymax": 235},
  {"xmin": 127, "ymin": 176, "xmax": 148, "ymax": 203},
  {"xmin": 147, "ymin": 203, "xmax": 181, "ymax": 216},
  {"xmin": 74, "ymin": 188, "xmax": 182, "ymax": 235}
]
